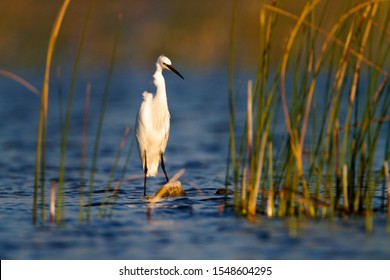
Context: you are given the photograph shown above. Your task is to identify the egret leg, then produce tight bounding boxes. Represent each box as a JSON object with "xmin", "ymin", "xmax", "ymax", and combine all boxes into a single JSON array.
[
  {"xmin": 160, "ymin": 153, "xmax": 169, "ymax": 182},
  {"xmin": 143, "ymin": 150, "xmax": 148, "ymax": 196}
]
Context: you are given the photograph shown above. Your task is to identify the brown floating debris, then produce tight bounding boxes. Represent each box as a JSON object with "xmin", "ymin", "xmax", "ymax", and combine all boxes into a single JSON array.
[
  {"xmin": 148, "ymin": 181, "xmax": 187, "ymax": 201},
  {"xmin": 215, "ymin": 188, "xmax": 234, "ymax": 195}
]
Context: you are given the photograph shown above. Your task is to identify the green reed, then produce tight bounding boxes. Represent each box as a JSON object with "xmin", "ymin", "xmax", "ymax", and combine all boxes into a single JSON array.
[
  {"xmin": 99, "ymin": 126, "xmax": 130, "ymax": 217},
  {"xmin": 87, "ymin": 13, "xmax": 123, "ymax": 221},
  {"xmin": 228, "ymin": 0, "xmax": 390, "ymax": 228},
  {"xmin": 33, "ymin": 0, "xmax": 71, "ymax": 224},
  {"xmin": 79, "ymin": 83, "xmax": 91, "ymax": 223},
  {"xmin": 30, "ymin": 1, "xmax": 126, "ymax": 224},
  {"xmin": 226, "ymin": 0, "xmax": 239, "ymax": 192},
  {"xmin": 57, "ymin": 0, "xmax": 96, "ymax": 224}
]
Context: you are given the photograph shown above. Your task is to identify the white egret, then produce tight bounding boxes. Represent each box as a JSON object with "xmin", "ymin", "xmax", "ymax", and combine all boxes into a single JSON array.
[{"xmin": 135, "ymin": 55, "xmax": 184, "ymax": 196}]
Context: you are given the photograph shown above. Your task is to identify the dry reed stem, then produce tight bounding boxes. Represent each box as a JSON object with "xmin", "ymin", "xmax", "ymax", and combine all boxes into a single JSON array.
[
  {"xmin": 241, "ymin": 167, "xmax": 247, "ymax": 215},
  {"xmin": 334, "ymin": 23, "xmax": 355, "ymax": 93},
  {"xmin": 168, "ymin": 168, "xmax": 186, "ymax": 183},
  {"xmin": 266, "ymin": 1, "xmax": 390, "ymax": 78},
  {"xmin": 0, "ymin": 69, "xmax": 40, "ymax": 96},
  {"xmin": 50, "ymin": 179, "xmax": 56, "ymax": 223},
  {"xmin": 100, "ymin": 126, "xmax": 131, "ymax": 208},
  {"xmin": 267, "ymin": 142, "xmax": 274, "ymax": 217},
  {"xmin": 42, "ymin": 0, "xmax": 71, "ymax": 119},
  {"xmin": 374, "ymin": 76, "xmax": 389, "ymax": 102},
  {"xmin": 350, "ymin": 4, "xmax": 377, "ymax": 105},
  {"xmin": 384, "ymin": 161, "xmax": 390, "ymax": 215},
  {"xmin": 232, "ymin": 0, "xmax": 388, "ymax": 221},
  {"xmin": 33, "ymin": 0, "xmax": 70, "ymax": 224},
  {"xmin": 80, "ymin": 84, "xmax": 91, "ymax": 179},
  {"xmin": 279, "ymin": 0, "xmax": 320, "ymax": 140},
  {"xmin": 248, "ymin": 130, "xmax": 268, "ymax": 217},
  {"xmin": 300, "ymin": 20, "xmax": 355, "ymax": 155},
  {"xmin": 340, "ymin": 3, "xmax": 378, "ymax": 169},
  {"xmin": 342, "ymin": 164, "xmax": 349, "ymax": 212},
  {"xmin": 247, "ymin": 80, "xmax": 253, "ymax": 188}
]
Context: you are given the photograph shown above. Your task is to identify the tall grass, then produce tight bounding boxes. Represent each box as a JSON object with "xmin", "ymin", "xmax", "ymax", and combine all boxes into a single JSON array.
[
  {"xmin": 31, "ymin": 1, "xmax": 126, "ymax": 224},
  {"xmin": 33, "ymin": 0, "xmax": 71, "ymax": 224},
  {"xmin": 57, "ymin": 0, "xmax": 96, "ymax": 224},
  {"xmin": 226, "ymin": 0, "xmax": 239, "ymax": 192},
  {"xmin": 86, "ymin": 13, "xmax": 123, "ymax": 221},
  {"xmin": 79, "ymin": 83, "xmax": 91, "ymax": 223},
  {"xmin": 228, "ymin": 0, "xmax": 390, "ymax": 229}
]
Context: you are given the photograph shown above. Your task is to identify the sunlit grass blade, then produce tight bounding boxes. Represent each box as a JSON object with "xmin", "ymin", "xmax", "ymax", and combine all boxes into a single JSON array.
[
  {"xmin": 33, "ymin": 0, "xmax": 70, "ymax": 224},
  {"xmin": 57, "ymin": 0, "xmax": 96, "ymax": 224},
  {"xmin": 228, "ymin": 0, "xmax": 389, "ymax": 227},
  {"xmin": 87, "ymin": 13, "xmax": 123, "ymax": 221},
  {"xmin": 248, "ymin": 129, "xmax": 267, "ymax": 217},
  {"xmin": 267, "ymin": 142, "xmax": 274, "ymax": 217}
]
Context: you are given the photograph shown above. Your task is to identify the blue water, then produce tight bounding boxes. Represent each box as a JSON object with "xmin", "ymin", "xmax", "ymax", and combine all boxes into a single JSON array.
[{"xmin": 0, "ymin": 69, "xmax": 389, "ymax": 259}]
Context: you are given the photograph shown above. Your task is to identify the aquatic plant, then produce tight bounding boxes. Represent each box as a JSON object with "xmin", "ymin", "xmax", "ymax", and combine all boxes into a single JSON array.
[
  {"xmin": 0, "ymin": 69, "xmax": 40, "ymax": 96},
  {"xmin": 31, "ymin": 0, "xmax": 126, "ymax": 224},
  {"xmin": 57, "ymin": 0, "xmax": 96, "ymax": 224},
  {"xmin": 86, "ymin": 13, "xmax": 123, "ymax": 221},
  {"xmin": 227, "ymin": 0, "xmax": 390, "ymax": 230},
  {"xmin": 33, "ymin": 0, "xmax": 71, "ymax": 224}
]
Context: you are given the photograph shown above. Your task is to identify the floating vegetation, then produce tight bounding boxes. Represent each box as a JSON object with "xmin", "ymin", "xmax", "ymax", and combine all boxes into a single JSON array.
[{"xmin": 149, "ymin": 181, "xmax": 187, "ymax": 200}]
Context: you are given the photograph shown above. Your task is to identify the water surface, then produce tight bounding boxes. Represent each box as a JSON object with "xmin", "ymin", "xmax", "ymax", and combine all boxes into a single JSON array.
[{"xmin": 1, "ymin": 70, "xmax": 389, "ymax": 259}]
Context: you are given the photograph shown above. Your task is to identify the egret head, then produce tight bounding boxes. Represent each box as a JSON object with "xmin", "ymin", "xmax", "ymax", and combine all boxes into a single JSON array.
[{"xmin": 156, "ymin": 55, "xmax": 184, "ymax": 79}]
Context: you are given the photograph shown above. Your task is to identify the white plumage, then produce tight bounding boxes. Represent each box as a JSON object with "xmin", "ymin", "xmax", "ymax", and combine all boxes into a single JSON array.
[{"xmin": 135, "ymin": 55, "xmax": 184, "ymax": 196}]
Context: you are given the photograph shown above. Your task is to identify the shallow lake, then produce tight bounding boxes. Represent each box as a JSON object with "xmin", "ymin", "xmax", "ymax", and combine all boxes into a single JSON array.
[{"xmin": 1, "ymin": 69, "xmax": 389, "ymax": 259}]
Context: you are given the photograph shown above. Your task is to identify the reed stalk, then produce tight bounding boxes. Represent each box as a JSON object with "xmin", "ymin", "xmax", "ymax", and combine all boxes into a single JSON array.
[
  {"xmin": 267, "ymin": 142, "xmax": 274, "ymax": 217},
  {"xmin": 109, "ymin": 130, "xmax": 136, "ymax": 198},
  {"xmin": 0, "ymin": 69, "xmax": 40, "ymax": 97},
  {"xmin": 56, "ymin": 67, "xmax": 64, "ymax": 132},
  {"xmin": 342, "ymin": 164, "xmax": 349, "ymax": 212},
  {"xmin": 33, "ymin": 0, "xmax": 70, "ymax": 224},
  {"xmin": 246, "ymin": 80, "xmax": 253, "ymax": 205},
  {"xmin": 248, "ymin": 129, "xmax": 268, "ymax": 217},
  {"xmin": 228, "ymin": 0, "xmax": 389, "ymax": 228},
  {"xmin": 57, "ymin": 0, "xmax": 96, "ymax": 224},
  {"xmin": 50, "ymin": 179, "xmax": 57, "ymax": 223},
  {"xmin": 79, "ymin": 83, "xmax": 92, "ymax": 223},
  {"xmin": 384, "ymin": 161, "xmax": 390, "ymax": 215},
  {"xmin": 241, "ymin": 167, "xmax": 247, "ymax": 214},
  {"xmin": 226, "ymin": 0, "xmax": 238, "ymax": 189},
  {"xmin": 99, "ymin": 126, "xmax": 130, "ymax": 217},
  {"xmin": 87, "ymin": 13, "xmax": 123, "ymax": 220}
]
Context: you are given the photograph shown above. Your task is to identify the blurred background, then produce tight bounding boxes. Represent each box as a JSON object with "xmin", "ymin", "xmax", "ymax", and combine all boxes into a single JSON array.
[
  {"xmin": 0, "ymin": 0, "xmax": 251, "ymax": 71},
  {"xmin": 0, "ymin": 0, "xmax": 358, "ymax": 73}
]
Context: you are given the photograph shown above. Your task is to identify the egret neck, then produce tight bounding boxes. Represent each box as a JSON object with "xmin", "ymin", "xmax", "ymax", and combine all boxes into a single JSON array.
[{"xmin": 153, "ymin": 67, "xmax": 168, "ymax": 105}]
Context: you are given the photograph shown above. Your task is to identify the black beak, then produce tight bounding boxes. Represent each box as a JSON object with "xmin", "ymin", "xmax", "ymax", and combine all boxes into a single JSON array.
[{"xmin": 167, "ymin": 64, "xmax": 184, "ymax": 80}]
